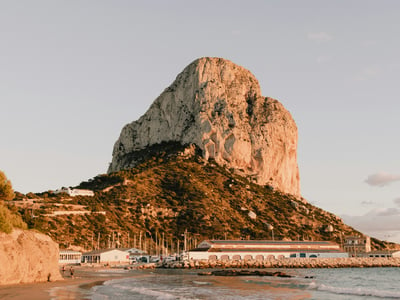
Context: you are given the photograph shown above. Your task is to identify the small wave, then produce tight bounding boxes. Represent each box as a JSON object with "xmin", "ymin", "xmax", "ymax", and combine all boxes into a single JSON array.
[
  {"xmin": 192, "ymin": 280, "xmax": 212, "ymax": 285},
  {"xmin": 244, "ymin": 279, "xmax": 310, "ymax": 290},
  {"xmin": 102, "ymin": 282, "xmax": 196, "ymax": 300},
  {"xmin": 308, "ymin": 281, "xmax": 400, "ymax": 298},
  {"xmin": 122, "ymin": 286, "xmax": 178, "ymax": 299},
  {"xmin": 96, "ymin": 269, "xmax": 129, "ymax": 273}
]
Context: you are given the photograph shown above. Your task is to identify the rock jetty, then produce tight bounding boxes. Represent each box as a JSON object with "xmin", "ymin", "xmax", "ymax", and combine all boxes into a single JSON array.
[{"xmin": 156, "ymin": 257, "xmax": 400, "ymax": 269}]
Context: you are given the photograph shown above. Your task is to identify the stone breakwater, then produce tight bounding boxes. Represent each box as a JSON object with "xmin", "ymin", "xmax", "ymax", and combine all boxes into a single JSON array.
[{"xmin": 144, "ymin": 257, "xmax": 400, "ymax": 269}]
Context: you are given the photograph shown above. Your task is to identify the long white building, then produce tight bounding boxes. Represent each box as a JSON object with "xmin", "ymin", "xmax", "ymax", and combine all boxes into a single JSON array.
[
  {"xmin": 59, "ymin": 250, "xmax": 82, "ymax": 265},
  {"xmin": 188, "ymin": 240, "xmax": 348, "ymax": 261},
  {"xmin": 54, "ymin": 187, "xmax": 94, "ymax": 197}
]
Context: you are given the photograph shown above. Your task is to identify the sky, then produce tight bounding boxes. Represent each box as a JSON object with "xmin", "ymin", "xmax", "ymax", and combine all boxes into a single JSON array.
[{"xmin": 1, "ymin": 1, "xmax": 399, "ymax": 242}]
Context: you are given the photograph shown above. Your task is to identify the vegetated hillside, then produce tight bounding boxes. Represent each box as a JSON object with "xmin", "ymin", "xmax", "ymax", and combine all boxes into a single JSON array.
[
  {"xmin": 0, "ymin": 203, "xmax": 27, "ymax": 233},
  {"xmin": 18, "ymin": 143, "xmax": 391, "ymax": 251}
]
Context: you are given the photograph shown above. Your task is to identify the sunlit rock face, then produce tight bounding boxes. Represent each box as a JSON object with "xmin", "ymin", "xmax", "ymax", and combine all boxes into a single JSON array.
[
  {"xmin": 109, "ymin": 57, "xmax": 300, "ymax": 197},
  {"xmin": 0, "ymin": 229, "xmax": 62, "ymax": 285}
]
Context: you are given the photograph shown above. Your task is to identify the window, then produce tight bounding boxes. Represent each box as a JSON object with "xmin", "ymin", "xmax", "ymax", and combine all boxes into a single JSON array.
[
  {"xmin": 208, "ymin": 255, "xmax": 217, "ymax": 261},
  {"xmin": 232, "ymin": 255, "xmax": 241, "ymax": 261}
]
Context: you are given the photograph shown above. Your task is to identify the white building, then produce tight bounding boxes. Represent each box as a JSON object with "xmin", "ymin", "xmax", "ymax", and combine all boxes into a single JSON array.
[
  {"xmin": 59, "ymin": 250, "xmax": 82, "ymax": 265},
  {"xmin": 362, "ymin": 250, "xmax": 400, "ymax": 258},
  {"xmin": 343, "ymin": 235, "xmax": 371, "ymax": 256},
  {"xmin": 81, "ymin": 249, "xmax": 130, "ymax": 264},
  {"xmin": 55, "ymin": 187, "xmax": 94, "ymax": 197},
  {"xmin": 188, "ymin": 240, "xmax": 348, "ymax": 261}
]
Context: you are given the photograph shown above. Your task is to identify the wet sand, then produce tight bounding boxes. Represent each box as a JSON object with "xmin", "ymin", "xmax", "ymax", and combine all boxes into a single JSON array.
[
  {"xmin": 0, "ymin": 266, "xmax": 137, "ymax": 300},
  {"xmin": 0, "ymin": 265, "xmax": 315, "ymax": 299}
]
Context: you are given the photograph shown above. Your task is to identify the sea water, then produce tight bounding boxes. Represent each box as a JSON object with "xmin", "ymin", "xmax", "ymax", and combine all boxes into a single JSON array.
[{"xmin": 88, "ymin": 268, "xmax": 400, "ymax": 300}]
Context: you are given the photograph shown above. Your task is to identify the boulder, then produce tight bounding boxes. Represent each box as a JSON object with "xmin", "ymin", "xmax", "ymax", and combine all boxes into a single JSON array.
[{"xmin": 0, "ymin": 229, "xmax": 62, "ymax": 285}]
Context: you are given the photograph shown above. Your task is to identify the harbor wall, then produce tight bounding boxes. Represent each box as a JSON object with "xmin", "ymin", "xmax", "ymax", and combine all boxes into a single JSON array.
[{"xmin": 152, "ymin": 257, "xmax": 400, "ymax": 269}]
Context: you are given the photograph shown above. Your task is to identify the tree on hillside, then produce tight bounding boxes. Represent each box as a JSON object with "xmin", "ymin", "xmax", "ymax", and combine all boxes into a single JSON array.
[
  {"xmin": 0, "ymin": 170, "xmax": 15, "ymax": 201},
  {"xmin": 0, "ymin": 171, "xmax": 26, "ymax": 233}
]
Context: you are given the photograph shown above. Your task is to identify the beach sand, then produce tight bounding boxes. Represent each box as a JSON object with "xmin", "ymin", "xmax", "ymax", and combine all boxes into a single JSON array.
[
  {"xmin": 0, "ymin": 266, "xmax": 137, "ymax": 300},
  {"xmin": 0, "ymin": 265, "xmax": 315, "ymax": 299}
]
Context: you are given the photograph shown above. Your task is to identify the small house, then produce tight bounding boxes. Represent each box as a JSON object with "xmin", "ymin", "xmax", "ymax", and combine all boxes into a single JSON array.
[
  {"xmin": 59, "ymin": 250, "xmax": 82, "ymax": 265},
  {"xmin": 81, "ymin": 249, "xmax": 130, "ymax": 264}
]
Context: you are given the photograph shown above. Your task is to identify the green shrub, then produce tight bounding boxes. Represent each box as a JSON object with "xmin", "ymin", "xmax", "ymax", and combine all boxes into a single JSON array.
[{"xmin": 0, "ymin": 203, "xmax": 27, "ymax": 233}]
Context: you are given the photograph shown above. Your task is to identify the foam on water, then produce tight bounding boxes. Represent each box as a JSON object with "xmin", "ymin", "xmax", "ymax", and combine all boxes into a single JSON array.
[
  {"xmin": 97, "ymin": 269, "xmax": 129, "ymax": 273},
  {"xmin": 90, "ymin": 277, "xmax": 198, "ymax": 300},
  {"xmin": 86, "ymin": 268, "xmax": 400, "ymax": 300},
  {"xmin": 111, "ymin": 284, "xmax": 188, "ymax": 300},
  {"xmin": 308, "ymin": 281, "xmax": 400, "ymax": 299},
  {"xmin": 192, "ymin": 281, "xmax": 212, "ymax": 285},
  {"xmin": 89, "ymin": 276, "xmax": 281, "ymax": 300}
]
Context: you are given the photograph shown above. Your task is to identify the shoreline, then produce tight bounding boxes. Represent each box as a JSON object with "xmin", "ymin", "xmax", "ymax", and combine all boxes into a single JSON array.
[
  {"xmin": 1, "ymin": 258, "xmax": 400, "ymax": 299},
  {"xmin": 157, "ymin": 257, "xmax": 400, "ymax": 269},
  {"xmin": 0, "ymin": 266, "xmax": 140, "ymax": 300}
]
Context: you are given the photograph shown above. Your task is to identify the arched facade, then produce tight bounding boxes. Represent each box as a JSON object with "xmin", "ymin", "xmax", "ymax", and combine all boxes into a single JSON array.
[
  {"xmin": 188, "ymin": 240, "xmax": 348, "ymax": 261},
  {"xmin": 220, "ymin": 255, "xmax": 229, "ymax": 261}
]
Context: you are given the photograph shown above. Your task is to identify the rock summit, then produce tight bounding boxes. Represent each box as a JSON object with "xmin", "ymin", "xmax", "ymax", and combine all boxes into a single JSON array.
[{"xmin": 109, "ymin": 57, "xmax": 300, "ymax": 197}]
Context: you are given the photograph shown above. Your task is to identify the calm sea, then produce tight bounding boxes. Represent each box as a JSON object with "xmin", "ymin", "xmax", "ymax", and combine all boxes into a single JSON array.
[{"xmin": 84, "ymin": 268, "xmax": 400, "ymax": 300}]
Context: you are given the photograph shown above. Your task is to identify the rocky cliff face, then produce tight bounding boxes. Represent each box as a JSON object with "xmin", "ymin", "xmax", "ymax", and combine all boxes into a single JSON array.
[
  {"xmin": 0, "ymin": 229, "xmax": 62, "ymax": 285},
  {"xmin": 109, "ymin": 57, "xmax": 300, "ymax": 197}
]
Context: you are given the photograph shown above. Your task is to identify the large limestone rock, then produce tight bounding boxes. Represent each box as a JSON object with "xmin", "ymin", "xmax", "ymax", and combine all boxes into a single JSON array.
[
  {"xmin": 0, "ymin": 229, "xmax": 62, "ymax": 285},
  {"xmin": 109, "ymin": 57, "xmax": 300, "ymax": 196}
]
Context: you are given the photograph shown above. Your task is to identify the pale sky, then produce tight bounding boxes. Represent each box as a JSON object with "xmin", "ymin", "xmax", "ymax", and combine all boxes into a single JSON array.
[{"xmin": 1, "ymin": 1, "xmax": 399, "ymax": 242}]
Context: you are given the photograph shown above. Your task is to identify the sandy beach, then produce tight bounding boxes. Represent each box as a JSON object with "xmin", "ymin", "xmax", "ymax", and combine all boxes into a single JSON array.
[{"xmin": 0, "ymin": 266, "xmax": 138, "ymax": 300}]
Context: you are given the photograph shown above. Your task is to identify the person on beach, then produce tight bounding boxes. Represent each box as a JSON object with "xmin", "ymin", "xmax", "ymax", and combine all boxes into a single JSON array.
[
  {"xmin": 70, "ymin": 267, "xmax": 74, "ymax": 278},
  {"xmin": 61, "ymin": 265, "xmax": 65, "ymax": 274}
]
